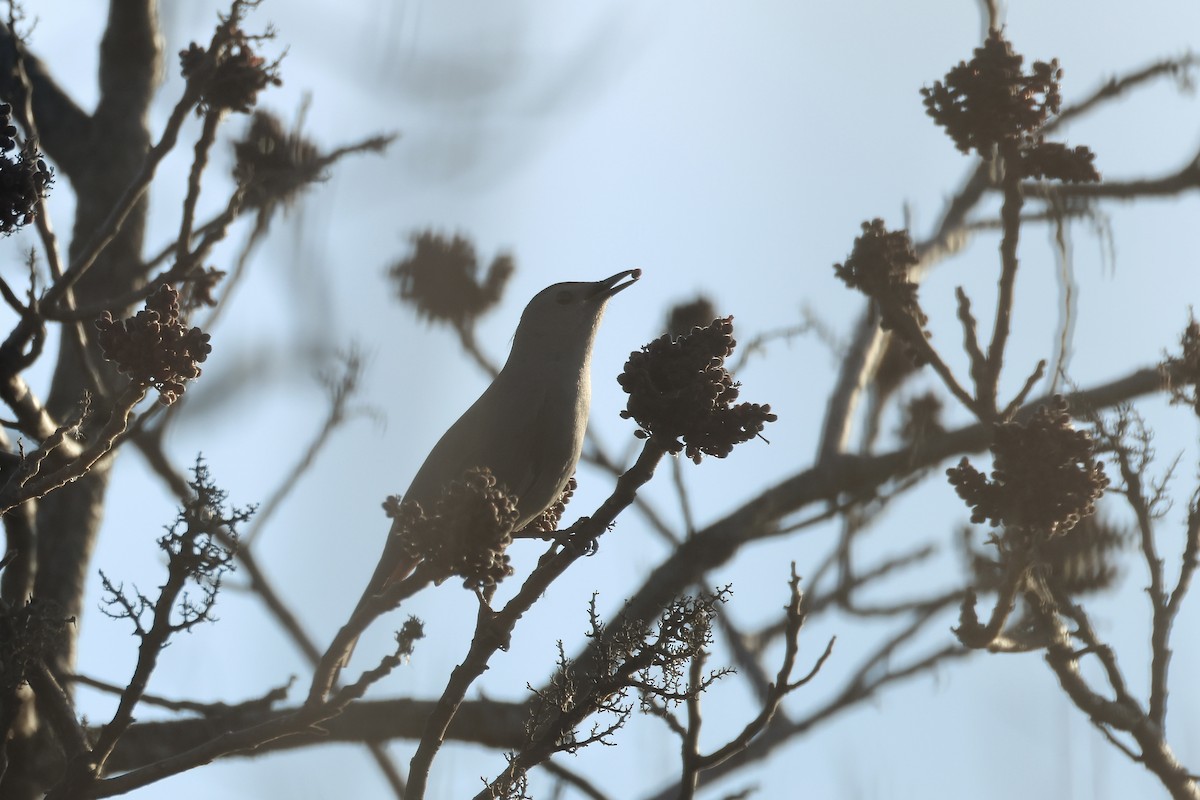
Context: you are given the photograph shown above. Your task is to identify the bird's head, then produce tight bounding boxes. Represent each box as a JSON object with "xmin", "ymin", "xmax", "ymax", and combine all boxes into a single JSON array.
[{"xmin": 509, "ymin": 269, "xmax": 641, "ymax": 362}]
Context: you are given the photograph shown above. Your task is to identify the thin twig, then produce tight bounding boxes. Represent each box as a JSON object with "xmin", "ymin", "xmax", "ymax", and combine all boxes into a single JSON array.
[
  {"xmin": 175, "ymin": 111, "xmax": 223, "ymax": 266},
  {"xmin": 541, "ymin": 759, "xmax": 612, "ymax": 800},
  {"xmin": 43, "ymin": 83, "xmax": 201, "ymax": 311},
  {"xmin": 243, "ymin": 349, "xmax": 368, "ymax": 547}
]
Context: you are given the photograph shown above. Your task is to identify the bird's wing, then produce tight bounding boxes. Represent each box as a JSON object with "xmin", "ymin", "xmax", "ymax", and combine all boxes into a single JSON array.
[{"xmin": 404, "ymin": 379, "xmax": 547, "ymax": 517}]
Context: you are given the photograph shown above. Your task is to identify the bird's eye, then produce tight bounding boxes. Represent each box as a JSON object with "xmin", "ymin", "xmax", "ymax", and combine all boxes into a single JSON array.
[{"xmin": 556, "ymin": 290, "xmax": 573, "ymax": 305}]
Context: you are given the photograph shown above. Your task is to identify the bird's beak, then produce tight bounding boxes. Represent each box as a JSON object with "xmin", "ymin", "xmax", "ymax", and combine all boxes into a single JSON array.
[{"xmin": 591, "ymin": 269, "xmax": 642, "ymax": 300}]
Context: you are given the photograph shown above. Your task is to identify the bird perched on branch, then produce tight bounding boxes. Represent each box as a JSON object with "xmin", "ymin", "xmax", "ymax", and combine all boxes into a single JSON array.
[{"xmin": 342, "ymin": 269, "xmax": 641, "ymax": 666}]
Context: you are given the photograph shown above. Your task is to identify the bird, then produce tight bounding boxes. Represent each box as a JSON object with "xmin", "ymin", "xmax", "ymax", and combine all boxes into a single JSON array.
[{"xmin": 342, "ymin": 269, "xmax": 641, "ymax": 667}]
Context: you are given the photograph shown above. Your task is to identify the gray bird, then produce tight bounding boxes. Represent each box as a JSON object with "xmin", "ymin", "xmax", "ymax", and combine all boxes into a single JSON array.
[{"xmin": 343, "ymin": 269, "xmax": 641, "ymax": 665}]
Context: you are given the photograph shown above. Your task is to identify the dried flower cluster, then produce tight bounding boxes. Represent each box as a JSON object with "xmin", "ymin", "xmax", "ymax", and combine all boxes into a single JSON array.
[
  {"xmin": 899, "ymin": 391, "xmax": 944, "ymax": 445},
  {"xmin": 947, "ymin": 397, "xmax": 1108, "ymax": 535},
  {"xmin": 233, "ymin": 110, "xmax": 324, "ymax": 211},
  {"xmin": 95, "ymin": 285, "xmax": 212, "ymax": 404},
  {"xmin": 963, "ymin": 514, "xmax": 1129, "ymax": 597},
  {"xmin": 834, "ymin": 220, "xmax": 929, "ymax": 361},
  {"xmin": 519, "ymin": 476, "xmax": 576, "ymax": 536},
  {"xmin": 1020, "ymin": 141, "xmax": 1099, "ymax": 183},
  {"xmin": 0, "ymin": 102, "xmax": 51, "ymax": 235},
  {"xmin": 1042, "ymin": 515, "xmax": 1128, "ymax": 593},
  {"xmin": 179, "ymin": 10, "xmax": 281, "ymax": 114},
  {"xmin": 385, "ymin": 467, "xmax": 518, "ymax": 589},
  {"xmin": 665, "ymin": 296, "xmax": 718, "ymax": 340},
  {"xmin": 619, "ymin": 316, "xmax": 777, "ymax": 463},
  {"xmin": 921, "ymin": 30, "xmax": 1098, "ymax": 182},
  {"xmin": 1163, "ymin": 316, "xmax": 1200, "ymax": 417},
  {"xmin": 387, "ymin": 231, "xmax": 514, "ymax": 330},
  {"xmin": 922, "ymin": 30, "xmax": 1060, "ymax": 154}
]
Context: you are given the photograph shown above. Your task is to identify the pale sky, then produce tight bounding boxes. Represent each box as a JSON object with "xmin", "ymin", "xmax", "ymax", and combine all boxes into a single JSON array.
[{"xmin": 11, "ymin": 2, "xmax": 1200, "ymax": 798}]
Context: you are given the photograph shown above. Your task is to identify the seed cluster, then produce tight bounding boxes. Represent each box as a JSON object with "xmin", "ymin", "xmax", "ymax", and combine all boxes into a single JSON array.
[
  {"xmin": 921, "ymin": 30, "xmax": 1098, "ymax": 182},
  {"xmin": 519, "ymin": 476, "xmax": 576, "ymax": 536},
  {"xmin": 947, "ymin": 397, "xmax": 1108, "ymax": 536},
  {"xmin": 387, "ymin": 231, "xmax": 514, "ymax": 330},
  {"xmin": 388, "ymin": 467, "xmax": 519, "ymax": 590},
  {"xmin": 95, "ymin": 285, "xmax": 212, "ymax": 404},
  {"xmin": 964, "ymin": 513, "xmax": 1128, "ymax": 597},
  {"xmin": 899, "ymin": 391, "xmax": 944, "ymax": 445},
  {"xmin": 0, "ymin": 103, "xmax": 51, "ymax": 235},
  {"xmin": 233, "ymin": 111, "xmax": 323, "ymax": 211},
  {"xmin": 179, "ymin": 17, "xmax": 280, "ymax": 114},
  {"xmin": 1019, "ymin": 141, "xmax": 1099, "ymax": 183},
  {"xmin": 619, "ymin": 316, "xmax": 776, "ymax": 463},
  {"xmin": 665, "ymin": 296, "xmax": 718, "ymax": 340},
  {"xmin": 834, "ymin": 220, "xmax": 928, "ymax": 361}
]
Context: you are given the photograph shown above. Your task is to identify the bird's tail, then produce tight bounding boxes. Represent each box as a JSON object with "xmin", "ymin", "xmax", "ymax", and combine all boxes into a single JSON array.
[{"xmin": 337, "ymin": 553, "xmax": 421, "ymax": 672}]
